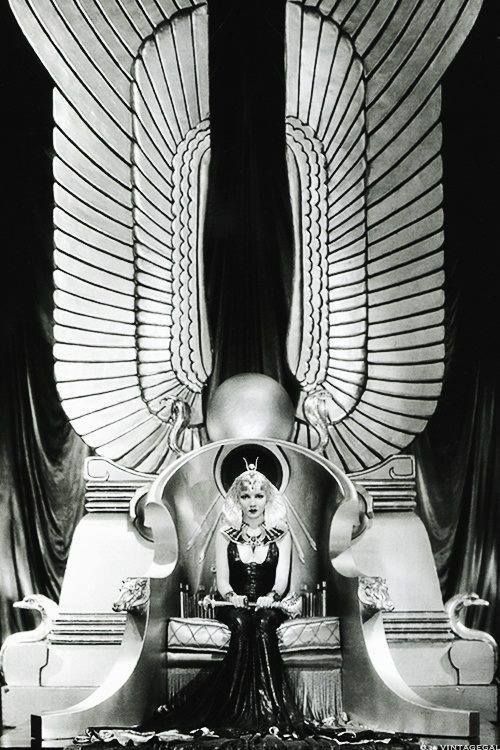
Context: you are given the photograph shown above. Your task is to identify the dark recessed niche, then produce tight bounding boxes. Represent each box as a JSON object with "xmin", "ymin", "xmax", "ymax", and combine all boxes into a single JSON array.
[{"xmin": 219, "ymin": 444, "xmax": 285, "ymax": 492}]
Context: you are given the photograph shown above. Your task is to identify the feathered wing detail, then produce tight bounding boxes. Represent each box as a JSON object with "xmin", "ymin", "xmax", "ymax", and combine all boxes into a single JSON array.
[
  {"xmin": 133, "ymin": 8, "xmax": 212, "ymax": 425},
  {"xmin": 9, "ymin": 0, "xmax": 211, "ymax": 473},
  {"xmin": 286, "ymin": 0, "xmax": 482, "ymax": 471},
  {"xmin": 286, "ymin": 4, "xmax": 368, "ymax": 446}
]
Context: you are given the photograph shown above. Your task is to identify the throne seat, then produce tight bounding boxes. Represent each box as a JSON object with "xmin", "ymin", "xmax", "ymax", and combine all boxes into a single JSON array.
[
  {"xmin": 165, "ymin": 615, "xmax": 343, "ymax": 720},
  {"xmin": 167, "ymin": 615, "xmax": 341, "ymax": 662}
]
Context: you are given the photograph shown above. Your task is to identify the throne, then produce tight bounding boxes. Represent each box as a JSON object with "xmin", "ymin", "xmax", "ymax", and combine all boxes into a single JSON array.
[
  {"xmin": 148, "ymin": 442, "xmax": 349, "ymax": 722},
  {"xmin": 2, "ymin": 437, "xmax": 496, "ymax": 739},
  {"xmin": 3, "ymin": 0, "xmax": 496, "ymax": 741}
]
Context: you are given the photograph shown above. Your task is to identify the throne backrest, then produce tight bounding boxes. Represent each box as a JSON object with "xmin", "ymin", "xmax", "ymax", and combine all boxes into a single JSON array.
[{"xmin": 159, "ymin": 441, "xmax": 347, "ymax": 612}]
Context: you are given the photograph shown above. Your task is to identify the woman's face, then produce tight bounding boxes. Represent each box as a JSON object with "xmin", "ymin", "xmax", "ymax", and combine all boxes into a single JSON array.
[{"xmin": 238, "ymin": 480, "xmax": 267, "ymax": 524}]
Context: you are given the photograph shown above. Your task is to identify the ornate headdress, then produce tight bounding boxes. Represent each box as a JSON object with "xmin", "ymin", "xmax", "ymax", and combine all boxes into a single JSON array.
[{"xmin": 221, "ymin": 459, "xmax": 288, "ymax": 531}]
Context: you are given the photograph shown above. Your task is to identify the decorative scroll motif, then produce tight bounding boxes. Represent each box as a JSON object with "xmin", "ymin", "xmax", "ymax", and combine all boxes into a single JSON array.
[
  {"xmin": 112, "ymin": 578, "xmax": 150, "ymax": 614},
  {"xmin": 0, "ymin": 595, "xmax": 59, "ymax": 674},
  {"xmin": 445, "ymin": 593, "xmax": 498, "ymax": 668},
  {"xmin": 286, "ymin": 0, "xmax": 482, "ymax": 472},
  {"xmin": 351, "ymin": 455, "xmax": 417, "ymax": 513},
  {"xmin": 171, "ymin": 126, "xmax": 211, "ymax": 391},
  {"xmin": 358, "ymin": 576, "xmax": 395, "ymax": 616},
  {"xmin": 286, "ymin": 120, "xmax": 331, "ymax": 392},
  {"xmin": 8, "ymin": 1, "xmax": 212, "ymax": 474},
  {"xmin": 85, "ymin": 457, "xmax": 154, "ymax": 514}
]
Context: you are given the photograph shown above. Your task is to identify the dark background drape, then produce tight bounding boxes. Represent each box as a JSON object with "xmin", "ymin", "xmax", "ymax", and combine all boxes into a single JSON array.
[
  {"xmin": 0, "ymin": 11, "xmax": 89, "ymax": 639},
  {"xmin": 204, "ymin": 0, "xmax": 298, "ymax": 401},
  {"xmin": 0, "ymin": 0, "xmax": 498, "ymax": 657},
  {"xmin": 412, "ymin": 0, "xmax": 500, "ymax": 640}
]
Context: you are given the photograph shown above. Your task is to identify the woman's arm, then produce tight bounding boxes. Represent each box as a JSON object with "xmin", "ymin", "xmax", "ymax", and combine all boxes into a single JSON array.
[
  {"xmin": 256, "ymin": 531, "xmax": 292, "ymax": 608},
  {"xmin": 215, "ymin": 530, "xmax": 231, "ymax": 598},
  {"xmin": 215, "ymin": 531, "xmax": 247, "ymax": 607},
  {"xmin": 272, "ymin": 531, "xmax": 291, "ymax": 597}
]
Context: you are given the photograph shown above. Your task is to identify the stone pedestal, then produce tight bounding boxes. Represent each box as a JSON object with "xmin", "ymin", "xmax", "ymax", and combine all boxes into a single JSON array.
[{"xmin": 351, "ymin": 456, "xmax": 497, "ymax": 721}]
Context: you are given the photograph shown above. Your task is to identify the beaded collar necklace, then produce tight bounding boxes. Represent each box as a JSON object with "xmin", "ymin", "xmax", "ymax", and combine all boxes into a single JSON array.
[
  {"xmin": 222, "ymin": 525, "xmax": 285, "ymax": 548},
  {"xmin": 241, "ymin": 523, "xmax": 266, "ymax": 552}
]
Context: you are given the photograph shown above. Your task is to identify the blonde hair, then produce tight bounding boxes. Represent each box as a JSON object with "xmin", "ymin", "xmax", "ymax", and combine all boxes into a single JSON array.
[{"xmin": 222, "ymin": 469, "xmax": 288, "ymax": 531}]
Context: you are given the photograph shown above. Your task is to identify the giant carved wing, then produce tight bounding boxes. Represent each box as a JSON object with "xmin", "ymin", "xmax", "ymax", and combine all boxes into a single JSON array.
[
  {"xmin": 285, "ymin": 0, "xmax": 481, "ymax": 472},
  {"xmin": 9, "ymin": 0, "xmax": 212, "ymax": 473}
]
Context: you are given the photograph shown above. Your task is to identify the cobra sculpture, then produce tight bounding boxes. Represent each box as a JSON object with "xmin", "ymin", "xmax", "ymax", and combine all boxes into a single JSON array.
[
  {"xmin": 445, "ymin": 592, "xmax": 498, "ymax": 672},
  {"xmin": 0, "ymin": 594, "xmax": 59, "ymax": 678}
]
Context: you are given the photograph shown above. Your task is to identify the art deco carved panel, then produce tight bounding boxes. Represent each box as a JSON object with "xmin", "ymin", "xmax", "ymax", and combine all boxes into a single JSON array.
[
  {"xmin": 8, "ymin": 0, "xmax": 482, "ymax": 474},
  {"xmin": 284, "ymin": 0, "xmax": 481, "ymax": 470}
]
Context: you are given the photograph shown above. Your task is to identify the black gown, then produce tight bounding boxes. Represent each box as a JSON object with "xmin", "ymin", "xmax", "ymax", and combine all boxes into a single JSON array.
[
  {"xmin": 84, "ymin": 534, "xmax": 414, "ymax": 749},
  {"xmin": 144, "ymin": 533, "xmax": 301, "ymax": 734}
]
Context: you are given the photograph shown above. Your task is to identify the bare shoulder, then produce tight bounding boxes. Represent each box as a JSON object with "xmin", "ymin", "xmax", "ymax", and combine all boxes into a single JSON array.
[
  {"xmin": 217, "ymin": 527, "xmax": 231, "ymax": 546},
  {"xmin": 276, "ymin": 530, "xmax": 291, "ymax": 548}
]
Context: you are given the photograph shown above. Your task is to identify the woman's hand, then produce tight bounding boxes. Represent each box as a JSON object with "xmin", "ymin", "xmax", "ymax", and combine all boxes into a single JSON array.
[
  {"xmin": 256, "ymin": 595, "xmax": 276, "ymax": 609},
  {"xmin": 228, "ymin": 593, "xmax": 248, "ymax": 608}
]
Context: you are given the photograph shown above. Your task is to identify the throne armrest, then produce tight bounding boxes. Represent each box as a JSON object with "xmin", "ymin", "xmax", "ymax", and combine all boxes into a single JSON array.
[
  {"xmin": 277, "ymin": 617, "xmax": 340, "ymax": 654},
  {"xmin": 168, "ymin": 617, "xmax": 230, "ymax": 653},
  {"xmin": 165, "ymin": 615, "xmax": 341, "ymax": 662},
  {"xmin": 32, "ymin": 576, "xmax": 172, "ymax": 740}
]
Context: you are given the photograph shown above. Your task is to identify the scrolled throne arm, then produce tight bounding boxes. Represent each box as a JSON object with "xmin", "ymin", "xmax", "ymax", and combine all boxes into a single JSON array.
[
  {"xmin": 33, "ymin": 575, "xmax": 175, "ymax": 740},
  {"xmin": 326, "ymin": 466, "xmax": 370, "ymax": 559}
]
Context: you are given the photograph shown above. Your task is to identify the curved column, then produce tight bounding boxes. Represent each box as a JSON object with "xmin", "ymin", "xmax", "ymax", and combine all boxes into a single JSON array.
[
  {"xmin": 33, "ymin": 577, "xmax": 171, "ymax": 741},
  {"xmin": 333, "ymin": 557, "xmax": 479, "ymax": 737}
]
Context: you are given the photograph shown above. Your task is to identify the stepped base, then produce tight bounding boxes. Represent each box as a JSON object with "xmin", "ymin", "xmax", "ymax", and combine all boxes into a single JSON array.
[{"xmin": 1, "ymin": 687, "xmax": 93, "ymax": 729}]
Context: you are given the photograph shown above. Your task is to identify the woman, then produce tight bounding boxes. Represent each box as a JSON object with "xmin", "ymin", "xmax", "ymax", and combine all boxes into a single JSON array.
[
  {"xmin": 146, "ymin": 461, "xmax": 300, "ymax": 734},
  {"xmin": 211, "ymin": 461, "xmax": 298, "ymax": 731}
]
